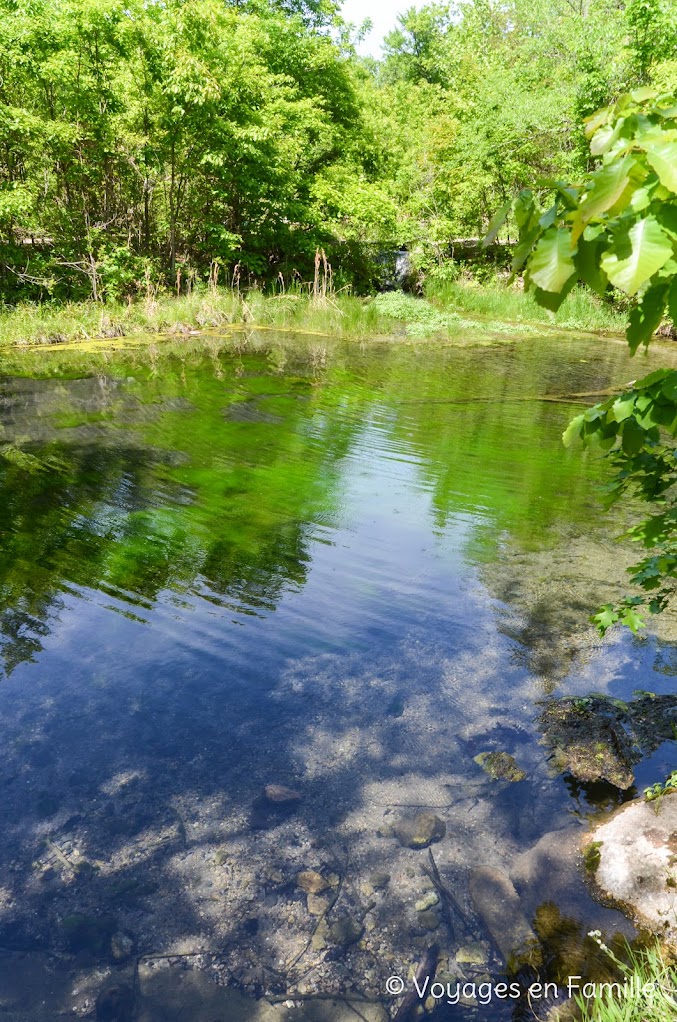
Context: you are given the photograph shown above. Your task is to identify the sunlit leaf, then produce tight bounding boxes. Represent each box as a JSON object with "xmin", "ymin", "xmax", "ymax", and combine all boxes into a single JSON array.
[
  {"xmin": 600, "ymin": 216, "xmax": 673, "ymax": 295},
  {"xmin": 482, "ymin": 200, "xmax": 511, "ymax": 248},
  {"xmin": 645, "ymin": 139, "xmax": 677, "ymax": 194},
  {"xmin": 572, "ymin": 157, "xmax": 635, "ymax": 242},
  {"xmin": 528, "ymin": 228, "xmax": 576, "ymax": 293}
]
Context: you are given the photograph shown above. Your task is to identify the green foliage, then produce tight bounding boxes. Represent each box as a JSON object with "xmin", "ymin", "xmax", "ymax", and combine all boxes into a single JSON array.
[
  {"xmin": 644, "ymin": 769, "xmax": 677, "ymax": 803},
  {"xmin": 512, "ymin": 90, "xmax": 677, "ymax": 635},
  {"xmin": 0, "ymin": 0, "xmax": 668, "ymax": 295},
  {"xmin": 0, "ymin": 0, "xmax": 393, "ymax": 299},
  {"xmin": 563, "ymin": 366, "xmax": 677, "ymax": 633},
  {"xmin": 577, "ymin": 936, "xmax": 677, "ymax": 1022},
  {"xmin": 515, "ymin": 90, "xmax": 677, "ymax": 351}
]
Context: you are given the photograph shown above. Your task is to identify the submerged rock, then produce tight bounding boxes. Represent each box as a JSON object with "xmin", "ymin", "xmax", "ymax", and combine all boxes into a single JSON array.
[
  {"xmin": 328, "ymin": 916, "xmax": 363, "ymax": 946},
  {"xmin": 263, "ymin": 783, "xmax": 302, "ymax": 804},
  {"xmin": 415, "ymin": 891, "xmax": 439, "ymax": 912},
  {"xmin": 95, "ymin": 982, "xmax": 134, "ymax": 1022},
  {"xmin": 474, "ymin": 751, "xmax": 526, "ymax": 782},
  {"xmin": 394, "ymin": 812, "xmax": 446, "ymax": 849},
  {"xmin": 455, "ymin": 942, "xmax": 489, "ymax": 966},
  {"xmin": 110, "ymin": 929, "xmax": 135, "ymax": 962},
  {"xmin": 417, "ymin": 909, "xmax": 441, "ymax": 931},
  {"xmin": 369, "ymin": 871, "xmax": 391, "ymax": 889},
  {"xmin": 307, "ymin": 894, "xmax": 330, "ymax": 916},
  {"xmin": 469, "ymin": 866, "xmax": 539, "ymax": 967},
  {"xmin": 538, "ymin": 697, "xmax": 636, "ymax": 788},
  {"xmin": 538, "ymin": 693, "xmax": 677, "ymax": 789},
  {"xmin": 297, "ymin": 870, "xmax": 330, "ymax": 894},
  {"xmin": 583, "ymin": 790, "xmax": 677, "ymax": 936},
  {"xmin": 510, "ymin": 827, "xmax": 634, "ymax": 938},
  {"xmin": 251, "ymin": 785, "xmax": 302, "ymax": 829}
]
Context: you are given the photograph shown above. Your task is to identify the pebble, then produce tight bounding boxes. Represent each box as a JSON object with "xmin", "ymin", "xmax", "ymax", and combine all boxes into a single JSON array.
[{"xmin": 415, "ymin": 891, "xmax": 439, "ymax": 912}]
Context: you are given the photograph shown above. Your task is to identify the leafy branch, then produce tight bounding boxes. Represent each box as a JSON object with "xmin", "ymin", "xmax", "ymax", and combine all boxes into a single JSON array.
[{"xmin": 489, "ymin": 88, "xmax": 677, "ymax": 634}]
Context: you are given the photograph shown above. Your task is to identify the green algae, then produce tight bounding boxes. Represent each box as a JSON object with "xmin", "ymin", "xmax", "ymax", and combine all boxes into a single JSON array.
[{"xmin": 474, "ymin": 751, "xmax": 527, "ymax": 782}]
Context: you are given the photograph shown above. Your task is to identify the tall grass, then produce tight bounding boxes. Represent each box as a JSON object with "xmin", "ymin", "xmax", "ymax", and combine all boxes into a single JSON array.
[
  {"xmin": 575, "ymin": 938, "xmax": 677, "ymax": 1022},
  {"xmin": 0, "ymin": 275, "xmax": 628, "ymax": 350},
  {"xmin": 425, "ymin": 274, "xmax": 626, "ymax": 333}
]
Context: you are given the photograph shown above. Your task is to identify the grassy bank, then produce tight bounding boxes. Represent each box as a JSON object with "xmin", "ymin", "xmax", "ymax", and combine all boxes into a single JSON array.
[{"xmin": 0, "ymin": 278, "xmax": 628, "ymax": 350}]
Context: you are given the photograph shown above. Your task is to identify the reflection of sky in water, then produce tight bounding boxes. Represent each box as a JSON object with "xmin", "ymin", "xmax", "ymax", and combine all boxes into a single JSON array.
[{"xmin": 1, "ymin": 335, "xmax": 677, "ymax": 1011}]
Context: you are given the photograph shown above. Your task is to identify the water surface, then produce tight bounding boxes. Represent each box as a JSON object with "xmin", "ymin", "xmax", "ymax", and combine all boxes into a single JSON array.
[{"xmin": 1, "ymin": 331, "xmax": 676, "ymax": 1018}]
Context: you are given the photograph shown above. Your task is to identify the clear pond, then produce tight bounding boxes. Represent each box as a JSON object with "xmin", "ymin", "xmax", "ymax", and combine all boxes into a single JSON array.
[{"xmin": 1, "ymin": 331, "xmax": 677, "ymax": 1020}]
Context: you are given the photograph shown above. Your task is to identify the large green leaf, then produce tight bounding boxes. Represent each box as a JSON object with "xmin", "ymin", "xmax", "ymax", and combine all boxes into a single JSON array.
[
  {"xmin": 572, "ymin": 156, "xmax": 635, "ymax": 242},
  {"xmin": 528, "ymin": 228, "xmax": 576, "ymax": 293},
  {"xmin": 482, "ymin": 200, "xmax": 511, "ymax": 248},
  {"xmin": 627, "ymin": 282, "xmax": 669, "ymax": 353},
  {"xmin": 600, "ymin": 216, "xmax": 673, "ymax": 295},
  {"xmin": 575, "ymin": 236, "xmax": 608, "ymax": 296},
  {"xmin": 645, "ymin": 139, "xmax": 677, "ymax": 194}
]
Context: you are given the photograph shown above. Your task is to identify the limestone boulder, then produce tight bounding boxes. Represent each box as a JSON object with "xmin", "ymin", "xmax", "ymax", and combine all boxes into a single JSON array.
[{"xmin": 583, "ymin": 791, "xmax": 677, "ymax": 936}]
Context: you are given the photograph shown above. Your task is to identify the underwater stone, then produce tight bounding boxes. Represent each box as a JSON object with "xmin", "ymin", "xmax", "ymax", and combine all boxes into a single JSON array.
[
  {"xmin": 469, "ymin": 867, "xmax": 538, "ymax": 966},
  {"xmin": 474, "ymin": 751, "xmax": 526, "ymax": 782},
  {"xmin": 415, "ymin": 891, "xmax": 439, "ymax": 912},
  {"xmin": 307, "ymin": 894, "xmax": 330, "ymax": 916},
  {"xmin": 416, "ymin": 909, "xmax": 441, "ymax": 931},
  {"xmin": 395, "ymin": 812, "xmax": 446, "ymax": 849},
  {"xmin": 369, "ymin": 871, "xmax": 390, "ymax": 889},
  {"xmin": 510, "ymin": 827, "xmax": 631, "ymax": 937},
  {"xmin": 110, "ymin": 930, "xmax": 135, "ymax": 962},
  {"xmin": 455, "ymin": 942, "xmax": 488, "ymax": 966},
  {"xmin": 329, "ymin": 916, "xmax": 363, "ymax": 946},
  {"xmin": 538, "ymin": 697, "xmax": 637, "ymax": 788},
  {"xmin": 263, "ymin": 784, "xmax": 301, "ymax": 804},
  {"xmin": 297, "ymin": 870, "xmax": 330, "ymax": 894}
]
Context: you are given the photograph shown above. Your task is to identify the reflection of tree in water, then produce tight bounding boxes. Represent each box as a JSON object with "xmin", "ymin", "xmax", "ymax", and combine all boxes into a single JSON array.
[
  {"xmin": 0, "ymin": 354, "xmax": 358, "ymax": 677},
  {"xmin": 0, "ymin": 333, "xmax": 660, "ymax": 679}
]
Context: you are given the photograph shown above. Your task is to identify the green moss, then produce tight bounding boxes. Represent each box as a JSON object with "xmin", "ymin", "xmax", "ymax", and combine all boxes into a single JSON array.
[
  {"xmin": 584, "ymin": 841, "xmax": 603, "ymax": 874},
  {"xmin": 474, "ymin": 750, "xmax": 527, "ymax": 782}
]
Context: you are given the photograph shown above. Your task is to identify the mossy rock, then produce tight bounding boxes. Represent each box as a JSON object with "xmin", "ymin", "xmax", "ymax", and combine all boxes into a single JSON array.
[
  {"xmin": 474, "ymin": 751, "xmax": 526, "ymax": 782},
  {"xmin": 538, "ymin": 697, "xmax": 636, "ymax": 789},
  {"xmin": 583, "ymin": 841, "xmax": 603, "ymax": 874}
]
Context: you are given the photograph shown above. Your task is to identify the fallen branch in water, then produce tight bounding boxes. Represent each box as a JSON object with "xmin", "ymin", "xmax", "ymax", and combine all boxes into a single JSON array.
[
  {"xmin": 397, "ymin": 387, "xmax": 626, "ymax": 407},
  {"xmin": 393, "ymin": 943, "xmax": 440, "ymax": 1021},
  {"xmin": 421, "ymin": 849, "xmax": 473, "ymax": 945}
]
